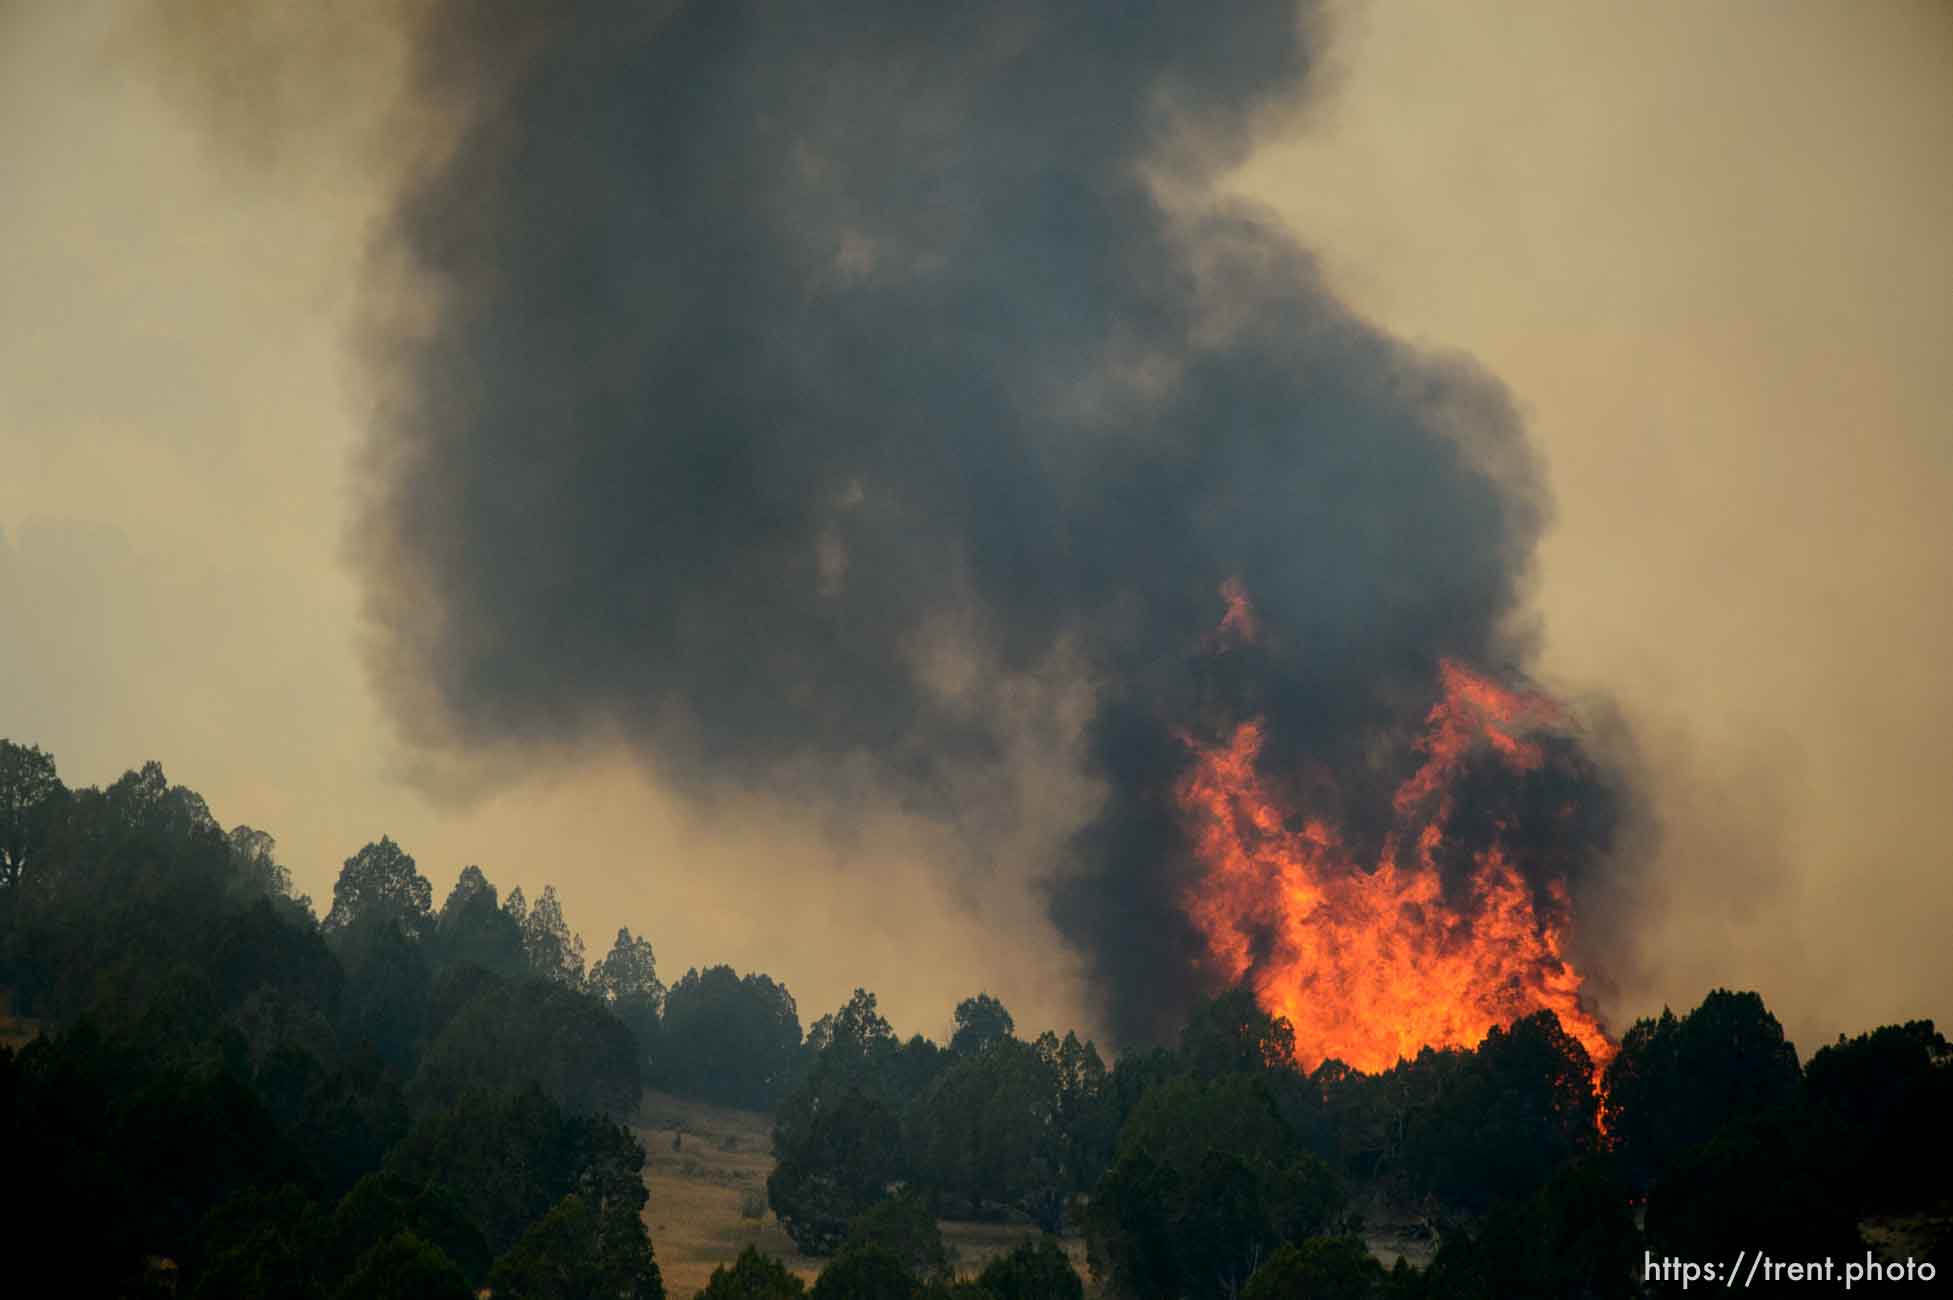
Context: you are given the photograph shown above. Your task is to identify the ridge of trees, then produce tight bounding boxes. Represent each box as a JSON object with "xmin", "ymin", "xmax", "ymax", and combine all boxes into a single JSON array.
[
  {"xmin": 0, "ymin": 739, "xmax": 678, "ymax": 1296},
  {"xmin": 4, "ymin": 736, "xmax": 1949, "ymax": 1299}
]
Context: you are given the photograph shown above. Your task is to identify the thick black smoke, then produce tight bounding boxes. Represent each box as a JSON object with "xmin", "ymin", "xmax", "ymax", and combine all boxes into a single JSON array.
[{"xmin": 356, "ymin": 1, "xmax": 1590, "ymax": 1044}]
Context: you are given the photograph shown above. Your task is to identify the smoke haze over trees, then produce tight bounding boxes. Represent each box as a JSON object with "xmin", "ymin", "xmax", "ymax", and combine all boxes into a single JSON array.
[{"xmin": 233, "ymin": 0, "xmax": 1629, "ymax": 1050}]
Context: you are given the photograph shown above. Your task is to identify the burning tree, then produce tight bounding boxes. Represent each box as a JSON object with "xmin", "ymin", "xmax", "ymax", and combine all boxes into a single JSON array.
[{"xmin": 1172, "ymin": 585, "xmax": 1616, "ymax": 1082}]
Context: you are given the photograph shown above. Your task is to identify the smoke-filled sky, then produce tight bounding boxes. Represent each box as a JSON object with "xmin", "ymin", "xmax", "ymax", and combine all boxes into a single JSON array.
[{"xmin": 3, "ymin": 0, "xmax": 1948, "ymax": 1055}]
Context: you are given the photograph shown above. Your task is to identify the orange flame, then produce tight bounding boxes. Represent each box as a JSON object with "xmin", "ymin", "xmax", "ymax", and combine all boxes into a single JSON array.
[{"xmin": 1176, "ymin": 598, "xmax": 1614, "ymax": 1081}]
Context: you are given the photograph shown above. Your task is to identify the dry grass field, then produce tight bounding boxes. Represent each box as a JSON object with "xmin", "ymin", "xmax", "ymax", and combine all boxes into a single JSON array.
[{"xmin": 633, "ymin": 1090, "xmax": 1092, "ymax": 1298}]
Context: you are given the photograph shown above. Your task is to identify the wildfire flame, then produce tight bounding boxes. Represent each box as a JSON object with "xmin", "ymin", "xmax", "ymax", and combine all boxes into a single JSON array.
[{"xmin": 1176, "ymin": 589, "xmax": 1615, "ymax": 1079}]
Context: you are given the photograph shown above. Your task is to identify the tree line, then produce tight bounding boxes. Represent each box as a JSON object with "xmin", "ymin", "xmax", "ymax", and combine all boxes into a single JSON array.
[
  {"xmin": 4, "ymin": 736, "xmax": 1949, "ymax": 1298},
  {"xmin": 1, "ymin": 739, "xmax": 729, "ymax": 1297},
  {"xmin": 764, "ymin": 982, "xmax": 1950, "ymax": 1299}
]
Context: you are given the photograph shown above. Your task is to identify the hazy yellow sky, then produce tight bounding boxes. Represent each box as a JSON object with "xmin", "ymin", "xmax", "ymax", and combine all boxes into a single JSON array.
[{"xmin": 3, "ymin": 0, "xmax": 1948, "ymax": 1052}]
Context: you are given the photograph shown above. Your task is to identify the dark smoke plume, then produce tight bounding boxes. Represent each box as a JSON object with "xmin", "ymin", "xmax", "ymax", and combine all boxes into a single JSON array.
[{"xmin": 352, "ymin": 0, "xmax": 1600, "ymax": 1044}]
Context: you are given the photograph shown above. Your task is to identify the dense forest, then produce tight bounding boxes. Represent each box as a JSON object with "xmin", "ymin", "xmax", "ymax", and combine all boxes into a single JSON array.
[{"xmin": 2, "ymin": 738, "xmax": 1947, "ymax": 1298}]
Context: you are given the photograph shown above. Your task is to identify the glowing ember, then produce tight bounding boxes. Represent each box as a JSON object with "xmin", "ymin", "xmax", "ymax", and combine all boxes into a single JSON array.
[{"xmin": 1176, "ymin": 591, "xmax": 1614, "ymax": 1079}]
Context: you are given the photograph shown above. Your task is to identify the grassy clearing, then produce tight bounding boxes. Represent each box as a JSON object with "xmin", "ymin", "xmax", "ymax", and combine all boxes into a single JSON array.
[
  {"xmin": 633, "ymin": 1090, "xmax": 1092, "ymax": 1298},
  {"xmin": 634, "ymin": 1090, "xmax": 818, "ymax": 1296}
]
